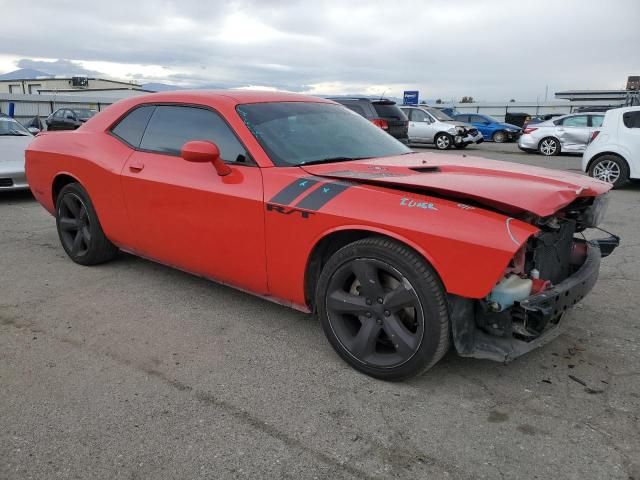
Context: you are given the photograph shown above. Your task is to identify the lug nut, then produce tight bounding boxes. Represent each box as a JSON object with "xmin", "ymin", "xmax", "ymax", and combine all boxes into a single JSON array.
[
  {"xmin": 366, "ymin": 312, "xmax": 372, "ymax": 318},
  {"xmin": 384, "ymin": 310, "xmax": 390, "ymax": 317},
  {"xmin": 376, "ymin": 319, "xmax": 383, "ymax": 325},
  {"xmin": 366, "ymin": 298, "xmax": 372, "ymax": 305},
  {"xmin": 377, "ymin": 298, "xmax": 383, "ymax": 304}
]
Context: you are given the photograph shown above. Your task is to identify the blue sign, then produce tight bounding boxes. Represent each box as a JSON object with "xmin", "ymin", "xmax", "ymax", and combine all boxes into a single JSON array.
[{"xmin": 403, "ymin": 91, "xmax": 419, "ymax": 105}]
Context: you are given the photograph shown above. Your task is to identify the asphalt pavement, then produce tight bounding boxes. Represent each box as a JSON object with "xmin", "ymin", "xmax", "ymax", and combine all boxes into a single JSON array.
[{"xmin": 2, "ymin": 143, "xmax": 639, "ymax": 479}]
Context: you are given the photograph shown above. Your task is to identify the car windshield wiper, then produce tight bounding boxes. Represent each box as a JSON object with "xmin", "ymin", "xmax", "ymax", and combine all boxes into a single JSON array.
[{"xmin": 300, "ymin": 156, "xmax": 368, "ymax": 166}]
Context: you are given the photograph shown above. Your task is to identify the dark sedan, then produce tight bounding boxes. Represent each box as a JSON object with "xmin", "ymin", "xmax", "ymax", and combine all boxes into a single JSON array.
[{"xmin": 46, "ymin": 108, "xmax": 97, "ymax": 131}]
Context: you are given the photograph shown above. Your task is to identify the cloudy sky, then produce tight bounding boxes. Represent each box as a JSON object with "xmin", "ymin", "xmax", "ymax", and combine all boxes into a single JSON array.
[{"xmin": 0, "ymin": 0, "xmax": 638, "ymax": 101}]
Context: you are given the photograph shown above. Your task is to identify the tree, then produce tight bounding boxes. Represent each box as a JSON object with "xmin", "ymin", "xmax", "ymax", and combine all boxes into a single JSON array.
[
  {"xmin": 509, "ymin": 99, "xmax": 516, "ymax": 102},
  {"xmin": 435, "ymin": 98, "xmax": 442, "ymax": 104},
  {"xmin": 460, "ymin": 96, "xmax": 474, "ymax": 103}
]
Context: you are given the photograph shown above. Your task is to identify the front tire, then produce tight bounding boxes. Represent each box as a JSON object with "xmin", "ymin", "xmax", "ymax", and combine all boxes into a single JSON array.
[
  {"xmin": 538, "ymin": 137, "xmax": 560, "ymax": 156},
  {"xmin": 316, "ymin": 237, "xmax": 450, "ymax": 381},
  {"xmin": 434, "ymin": 133, "xmax": 452, "ymax": 150},
  {"xmin": 55, "ymin": 183, "xmax": 118, "ymax": 265},
  {"xmin": 492, "ymin": 131, "xmax": 506, "ymax": 143},
  {"xmin": 588, "ymin": 155, "xmax": 630, "ymax": 189}
]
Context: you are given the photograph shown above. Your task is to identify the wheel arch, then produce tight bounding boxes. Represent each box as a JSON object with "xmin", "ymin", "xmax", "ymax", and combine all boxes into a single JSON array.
[
  {"xmin": 52, "ymin": 172, "xmax": 82, "ymax": 207},
  {"xmin": 585, "ymin": 151, "xmax": 629, "ymax": 173},
  {"xmin": 303, "ymin": 226, "xmax": 444, "ymax": 311}
]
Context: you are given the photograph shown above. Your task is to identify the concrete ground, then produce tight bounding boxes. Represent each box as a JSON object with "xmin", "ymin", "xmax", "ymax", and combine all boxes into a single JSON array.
[{"xmin": 1, "ymin": 143, "xmax": 639, "ymax": 479}]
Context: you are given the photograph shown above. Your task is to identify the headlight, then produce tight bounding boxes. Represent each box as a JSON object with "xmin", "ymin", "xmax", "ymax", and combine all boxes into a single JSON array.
[
  {"xmin": 456, "ymin": 126, "xmax": 465, "ymax": 134},
  {"xmin": 447, "ymin": 127, "xmax": 457, "ymax": 135},
  {"xmin": 582, "ymin": 194, "xmax": 610, "ymax": 227}
]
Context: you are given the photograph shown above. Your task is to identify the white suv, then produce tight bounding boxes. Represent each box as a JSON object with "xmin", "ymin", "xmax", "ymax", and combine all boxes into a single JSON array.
[{"xmin": 583, "ymin": 106, "xmax": 640, "ymax": 188}]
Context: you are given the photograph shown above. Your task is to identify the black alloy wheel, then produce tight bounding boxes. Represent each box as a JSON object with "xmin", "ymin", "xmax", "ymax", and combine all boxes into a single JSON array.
[
  {"xmin": 325, "ymin": 258, "xmax": 424, "ymax": 368},
  {"xmin": 58, "ymin": 192, "xmax": 92, "ymax": 257},
  {"xmin": 55, "ymin": 183, "xmax": 118, "ymax": 265},
  {"xmin": 316, "ymin": 237, "xmax": 450, "ymax": 380}
]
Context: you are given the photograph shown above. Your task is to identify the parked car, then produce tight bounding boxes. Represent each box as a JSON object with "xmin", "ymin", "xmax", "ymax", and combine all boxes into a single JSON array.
[
  {"xmin": 504, "ymin": 112, "xmax": 531, "ymax": 128},
  {"xmin": 434, "ymin": 107, "xmax": 459, "ymax": 117},
  {"xmin": 524, "ymin": 113, "xmax": 565, "ymax": 128},
  {"xmin": 327, "ymin": 97, "xmax": 409, "ymax": 143},
  {"xmin": 0, "ymin": 114, "xmax": 33, "ymax": 190},
  {"xmin": 46, "ymin": 108, "xmax": 97, "ymax": 131},
  {"xmin": 583, "ymin": 106, "xmax": 640, "ymax": 188},
  {"xmin": 450, "ymin": 113, "xmax": 521, "ymax": 143},
  {"xmin": 400, "ymin": 105, "xmax": 483, "ymax": 149},
  {"xmin": 518, "ymin": 112, "xmax": 605, "ymax": 156},
  {"xmin": 26, "ymin": 91, "xmax": 618, "ymax": 380}
]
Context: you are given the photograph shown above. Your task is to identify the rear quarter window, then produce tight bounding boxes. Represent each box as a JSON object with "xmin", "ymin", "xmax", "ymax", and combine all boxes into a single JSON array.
[
  {"xmin": 623, "ymin": 111, "xmax": 640, "ymax": 128},
  {"xmin": 111, "ymin": 105, "xmax": 156, "ymax": 148}
]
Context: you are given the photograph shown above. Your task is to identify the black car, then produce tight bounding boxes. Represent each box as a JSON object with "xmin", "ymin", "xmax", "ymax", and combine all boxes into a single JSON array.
[
  {"xmin": 46, "ymin": 108, "xmax": 97, "ymax": 131},
  {"xmin": 327, "ymin": 97, "xmax": 409, "ymax": 143}
]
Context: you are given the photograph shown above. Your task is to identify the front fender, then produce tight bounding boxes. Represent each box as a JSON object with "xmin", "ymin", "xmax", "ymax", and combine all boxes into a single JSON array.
[{"xmin": 262, "ymin": 170, "xmax": 539, "ymax": 308}]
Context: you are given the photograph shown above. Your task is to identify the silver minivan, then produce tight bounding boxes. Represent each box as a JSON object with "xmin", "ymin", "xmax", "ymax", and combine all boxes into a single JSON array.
[{"xmin": 400, "ymin": 106, "xmax": 484, "ymax": 150}]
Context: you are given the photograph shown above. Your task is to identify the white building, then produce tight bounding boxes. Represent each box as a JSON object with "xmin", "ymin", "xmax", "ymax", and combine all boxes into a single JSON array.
[{"xmin": 0, "ymin": 75, "xmax": 151, "ymax": 95}]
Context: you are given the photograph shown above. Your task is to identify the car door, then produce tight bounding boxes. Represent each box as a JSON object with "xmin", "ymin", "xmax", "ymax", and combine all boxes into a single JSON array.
[
  {"xmin": 469, "ymin": 115, "xmax": 491, "ymax": 139},
  {"xmin": 556, "ymin": 115, "xmax": 590, "ymax": 151},
  {"xmin": 404, "ymin": 108, "xmax": 432, "ymax": 142},
  {"xmin": 119, "ymin": 104, "xmax": 268, "ymax": 294}
]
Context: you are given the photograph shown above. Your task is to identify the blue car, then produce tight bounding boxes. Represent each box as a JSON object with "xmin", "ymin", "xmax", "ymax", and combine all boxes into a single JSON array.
[{"xmin": 451, "ymin": 113, "xmax": 522, "ymax": 143}]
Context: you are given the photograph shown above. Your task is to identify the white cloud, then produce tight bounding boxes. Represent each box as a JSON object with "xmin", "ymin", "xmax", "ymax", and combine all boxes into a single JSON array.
[{"xmin": 0, "ymin": 0, "xmax": 637, "ymax": 100}]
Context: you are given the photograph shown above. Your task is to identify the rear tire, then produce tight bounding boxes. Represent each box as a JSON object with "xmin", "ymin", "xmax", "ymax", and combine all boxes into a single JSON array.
[
  {"xmin": 588, "ymin": 155, "xmax": 630, "ymax": 189},
  {"xmin": 316, "ymin": 237, "xmax": 450, "ymax": 381},
  {"xmin": 434, "ymin": 133, "xmax": 452, "ymax": 150},
  {"xmin": 538, "ymin": 137, "xmax": 560, "ymax": 156},
  {"xmin": 55, "ymin": 183, "xmax": 118, "ymax": 265}
]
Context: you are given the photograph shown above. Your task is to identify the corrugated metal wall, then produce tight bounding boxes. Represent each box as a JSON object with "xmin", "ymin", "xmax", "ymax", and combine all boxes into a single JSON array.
[{"xmin": 0, "ymin": 93, "xmax": 117, "ymax": 126}]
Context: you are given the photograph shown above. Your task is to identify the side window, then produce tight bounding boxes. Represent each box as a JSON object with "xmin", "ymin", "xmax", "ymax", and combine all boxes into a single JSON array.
[
  {"xmin": 623, "ymin": 111, "xmax": 640, "ymax": 129},
  {"xmin": 561, "ymin": 115, "xmax": 588, "ymax": 127},
  {"xmin": 53, "ymin": 109, "xmax": 64, "ymax": 119},
  {"xmin": 470, "ymin": 115, "xmax": 487, "ymax": 123},
  {"xmin": 590, "ymin": 115, "xmax": 604, "ymax": 128},
  {"xmin": 64, "ymin": 110, "xmax": 75, "ymax": 120},
  {"xmin": 411, "ymin": 109, "xmax": 430, "ymax": 122},
  {"xmin": 456, "ymin": 114, "xmax": 469, "ymax": 122},
  {"xmin": 111, "ymin": 105, "xmax": 156, "ymax": 148},
  {"xmin": 140, "ymin": 106, "xmax": 248, "ymax": 162}
]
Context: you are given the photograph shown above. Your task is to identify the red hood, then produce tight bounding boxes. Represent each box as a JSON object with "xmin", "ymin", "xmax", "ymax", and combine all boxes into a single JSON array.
[{"xmin": 300, "ymin": 153, "xmax": 611, "ymax": 217}]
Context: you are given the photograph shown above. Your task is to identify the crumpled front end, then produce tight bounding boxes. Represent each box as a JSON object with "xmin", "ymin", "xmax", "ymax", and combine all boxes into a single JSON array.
[{"xmin": 448, "ymin": 194, "xmax": 619, "ymax": 362}]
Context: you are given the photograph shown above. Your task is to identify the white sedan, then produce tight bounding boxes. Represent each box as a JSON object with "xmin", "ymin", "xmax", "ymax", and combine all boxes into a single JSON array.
[{"xmin": 0, "ymin": 115, "xmax": 33, "ymax": 190}]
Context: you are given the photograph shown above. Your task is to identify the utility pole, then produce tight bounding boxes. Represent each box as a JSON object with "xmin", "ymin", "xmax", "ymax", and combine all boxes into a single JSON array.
[{"xmin": 544, "ymin": 85, "xmax": 548, "ymax": 102}]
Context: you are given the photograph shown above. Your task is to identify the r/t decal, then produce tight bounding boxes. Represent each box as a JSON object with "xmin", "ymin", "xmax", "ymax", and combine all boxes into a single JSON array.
[{"xmin": 266, "ymin": 203, "xmax": 315, "ymax": 219}]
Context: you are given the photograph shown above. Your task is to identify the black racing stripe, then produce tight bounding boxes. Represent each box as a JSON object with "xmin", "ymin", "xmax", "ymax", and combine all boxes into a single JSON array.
[
  {"xmin": 269, "ymin": 177, "xmax": 320, "ymax": 205},
  {"xmin": 295, "ymin": 182, "xmax": 352, "ymax": 211}
]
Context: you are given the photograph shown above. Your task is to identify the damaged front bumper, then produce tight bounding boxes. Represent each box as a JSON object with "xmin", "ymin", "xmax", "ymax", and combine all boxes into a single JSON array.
[
  {"xmin": 449, "ymin": 236, "xmax": 619, "ymax": 363},
  {"xmin": 454, "ymin": 131, "xmax": 484, "ymax": 146}
]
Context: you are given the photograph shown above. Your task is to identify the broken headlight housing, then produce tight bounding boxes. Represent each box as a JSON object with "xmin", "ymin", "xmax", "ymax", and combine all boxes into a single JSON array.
[{"xmin": 581, "ymin": 193, "xmax": 610, "ymax": 228}]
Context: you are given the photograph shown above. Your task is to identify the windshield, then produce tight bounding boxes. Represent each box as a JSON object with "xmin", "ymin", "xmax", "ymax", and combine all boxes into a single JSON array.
[
  {"xmin": 236, "ymin": 102, "xmax": 410, "ymax": 166},
  {"xmin": 74, "ymin": 109, "xmax": 97, "ymax": 120},
  {"xmin": 0, "ymin": 117, "xmax": 32, "ymax": 136},
  {"xmin": 425, "ymin": 107, "xmax": 453, "ymax": 121}
]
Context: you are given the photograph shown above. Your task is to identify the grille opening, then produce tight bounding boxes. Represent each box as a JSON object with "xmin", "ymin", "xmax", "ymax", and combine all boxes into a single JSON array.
[{"xmin": 0, "ymin": 178, "xmax": 15, "ymax": 187}]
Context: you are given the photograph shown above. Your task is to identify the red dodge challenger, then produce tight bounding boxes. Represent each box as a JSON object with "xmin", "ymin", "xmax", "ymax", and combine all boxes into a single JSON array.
[{"xmin": 26, "ymin": 91, "xmax": 619, "ymax": 380}]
